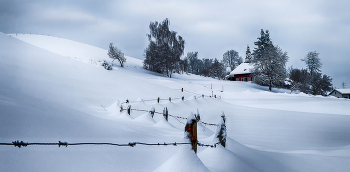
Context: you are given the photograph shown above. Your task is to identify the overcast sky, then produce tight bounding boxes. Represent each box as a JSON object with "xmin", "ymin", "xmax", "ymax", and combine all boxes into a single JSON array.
[{"xmin": 1, "ymin": 0, "xmax": 349, "ymax": 88}]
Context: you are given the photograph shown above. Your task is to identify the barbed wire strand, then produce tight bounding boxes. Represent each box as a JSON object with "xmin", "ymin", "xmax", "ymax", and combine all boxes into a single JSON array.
[
  {"xmin": 121, "ymin": 108, "xmax": 218, "ymax": 126},
  {"xmin": 1, "ymin": 141, "xmax": 221, "ymax": 148},
  {"xmin": 120, "ymin": 88, "xmax": 221, "ymax": 105}
]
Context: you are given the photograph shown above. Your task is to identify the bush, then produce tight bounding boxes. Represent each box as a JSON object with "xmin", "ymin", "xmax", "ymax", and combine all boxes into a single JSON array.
[{"xmin": 102, "ymin": 60, "xmax": 112, "ymax": 70}]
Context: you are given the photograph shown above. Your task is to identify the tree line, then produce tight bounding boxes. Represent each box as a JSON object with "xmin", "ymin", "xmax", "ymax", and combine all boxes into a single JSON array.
[{"xmin": 107, "ymin": 18, "xmax": 333, "ymax": 96}]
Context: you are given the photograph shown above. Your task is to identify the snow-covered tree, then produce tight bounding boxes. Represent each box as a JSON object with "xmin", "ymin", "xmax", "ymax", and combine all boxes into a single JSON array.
[
  {"xmin": 187, "ymin": 51, "xmax": 200, "ymax": 74},
  {"xmin": 143, "ymin": 18, "xmax": 185, "ymax": 78},
  {"xmin": 251, "ymin": 29, "xmax": 289, "ymax": 91},
  {"xmin": 222, "ymin": 49, "xmax": 243, "ymax": 71},
  {"xmin": 301, "ymin": 51, "xmax": 322, "ymax": 76},
  {"xmin": 289, "ymin": 67, "xmax": 310, "ymax": 93},
  {"xmin": 310, "ymin": 72, "xmax": 332, "ymax": 96},
  {"xmin": 245, "ymin": 45, "xmax": 252, "ymax": 63},
  {"xmin": 211, "ymin": 58, "xmax": 225, "ymax": 79},
  {"xmin": 108, "ymin": 43, "xmax": 126, "ymax": 67}
]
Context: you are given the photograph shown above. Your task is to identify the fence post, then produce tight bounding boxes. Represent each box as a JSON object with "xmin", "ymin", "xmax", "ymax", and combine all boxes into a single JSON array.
[
  {"xmin": 181, "ymin": 88, "xmax": 183, "ymax": 92},
  {"xmin": 202, "ymin": 94, "xmax": 204, "ymax": 98},
  {"xmin": 120, "ymin": 104, "xmax": 124, "ymax": 113},
  {"xmin": 163, "ymin": 107, "xmax": 168, "ymax": 121},
  {"xmin": 169, "ymin": 97, "xmax": 171, "ymax": 102},
  {"xmin": 127, "ymin": 105, "xmax": 131, "ymax": 115},
  {"xmin": 182, "ymin": 96, "xmax": 184, "ymax": 101},
  {"xmin": 157, "ymin": 97, "xmax": 160, "ymax": 103},
  {"xmin": 185, "ymin": 113, "xmax": 197, "ymax": 153},
  {"xmin": 149, "ymin": 107, "xmax": 155, "ymax": 118},
  {"xmin": 195, "ymin": 109, "xmax": 200, "ymax": 122},
  {"xmin": 214, "ymin": 111, "xmax": 226, "ymax": 147},
  {"xmin": 126, "ymin": 99, "xmax": 129, "ymax": 103},
  {"xmin": 214, "ymin": 95, "xmax": 216, "ymax": 98}
]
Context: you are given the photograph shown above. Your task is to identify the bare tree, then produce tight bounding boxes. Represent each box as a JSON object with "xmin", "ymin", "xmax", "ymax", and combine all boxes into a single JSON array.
[
  {"xmin": 108, "ymin": 43, "xmax": 126, "ymax": 67},
  {"xmin": 301, "ymin": 51, "xmax": 322, "ymax": 76},
  {"xmin": 222, "ymin": 50, "xmax": 243, "ymax": 71}
]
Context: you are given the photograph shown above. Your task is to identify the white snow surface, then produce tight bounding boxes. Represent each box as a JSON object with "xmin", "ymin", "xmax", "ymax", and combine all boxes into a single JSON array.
[
  {"xmin": 335, "ymin": 89, "xmax": 350, "ymax": 94},
  {"xmin": 1, "ymin": 33, "xmax": 350, "ymax": 171}
]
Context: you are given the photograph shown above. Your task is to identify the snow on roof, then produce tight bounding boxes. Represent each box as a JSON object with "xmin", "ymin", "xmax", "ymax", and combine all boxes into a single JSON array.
[
  {"xmin": 229, "ymin": 63, "xmax": 254, "ymax": 76},
  {"xmin": 336, "ymin": 89, "xmax": 350, "ymax": 94}
]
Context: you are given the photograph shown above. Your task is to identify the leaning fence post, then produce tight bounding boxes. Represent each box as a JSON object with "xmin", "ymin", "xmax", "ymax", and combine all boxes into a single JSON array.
[
  {"xmin": 214, "ymin": 111, "xmax": 226, "ymax": 147},
  {"xmin": 185, "ymin": 112, "xmax": 198, "ymax": 153},
  {"xmin": 127, "ymin": 105, "xmax": 131, "ymax": 115},
  {"xmin": 149, "ymin": 106, "xmax": 155, "ymax": 118},
  {"xmin": 163, "ymin": 107, "xmax": 168, "ymax": 121},
  {"xmin": 169, "ymin": 97, "xmax": 171, "ymax": 102}
]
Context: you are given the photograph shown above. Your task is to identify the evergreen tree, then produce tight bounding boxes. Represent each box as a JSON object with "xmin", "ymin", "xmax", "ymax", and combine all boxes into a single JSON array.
[
  {"xmin": 251, "ymin": 29, "xmax": 289, "ymax": 91},
  {"xmin": 187, "ymin": 52, "xmax": 201, "ymax": 74},
  {"xmin": 245, "ymin": 45, "xmax": 252, "ymax": 63},
  {"xmin": 143, "ymin": 18, "xmax": 185, "ymax": 78},
  {"xmin": 211, "ymin": 58, "xmax": 225, "ymax": 79},
  {"xmin": 309, "ymin": 73, "xmax": 332, "ymax": 96},
  {"xmin": 108, "ymin": 43, "xmax": 126, "ymax": 67},
  {"xmin": 289, "ymin": 67, "xmax": 311, "ymax": 93}
]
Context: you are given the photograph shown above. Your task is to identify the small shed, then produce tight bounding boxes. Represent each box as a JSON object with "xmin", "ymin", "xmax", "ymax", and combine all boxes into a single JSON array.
[
  {"xmin": 329, "ymin": 89, "xmax": 350, "ymax": 99},
  {"xmin": 227, "ymin": 63, "xmax": 254, "ymax": 81}
]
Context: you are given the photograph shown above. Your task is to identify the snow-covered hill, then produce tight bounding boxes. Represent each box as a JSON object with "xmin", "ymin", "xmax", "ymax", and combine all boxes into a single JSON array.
[{"xmin": 1, "ymin": 32, "xmax": 349, "ymax": 172}]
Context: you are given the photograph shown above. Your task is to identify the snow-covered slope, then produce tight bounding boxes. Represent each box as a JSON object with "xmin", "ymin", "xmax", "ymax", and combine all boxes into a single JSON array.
[{"xmin": 1, "ymin": 32, "xmax": 349, "ymax": 172}]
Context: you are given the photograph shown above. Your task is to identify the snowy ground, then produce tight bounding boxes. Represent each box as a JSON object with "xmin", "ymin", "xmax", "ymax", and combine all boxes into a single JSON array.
[{"xmin": 1, "ymin": 32, "xmax": 349, "ymax": 172}]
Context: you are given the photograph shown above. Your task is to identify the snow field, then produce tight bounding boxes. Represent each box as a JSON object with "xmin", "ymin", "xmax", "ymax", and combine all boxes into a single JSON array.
[{"xmin": 1, "ymin": 32, "xmax": 350, "ymax": 171}]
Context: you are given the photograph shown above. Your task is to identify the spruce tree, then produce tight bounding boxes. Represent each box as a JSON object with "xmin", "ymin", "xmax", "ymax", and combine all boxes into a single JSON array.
[
  {"xmin": 251, "ymin": 29, "xmax": 289, "ymax": 91},
  {"xmin": 245, "ymin": 45, "xmax": 252, "ymax": 63}
]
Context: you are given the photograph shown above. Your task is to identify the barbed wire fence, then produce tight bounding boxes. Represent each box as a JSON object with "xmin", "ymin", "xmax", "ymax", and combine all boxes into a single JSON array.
[
  {"xmin": 1, "ymin": 88, "xmax": 227, "ymax": 154},
  {"xmin": 0, "ymin": 141, "xmax": 222, "ymax": 148},
  {"xmin": 120, "ymin": 88, "xmax": 221, "ymax": 105},
  {"xmin": 120, "ymin": 105, "xmax": 218, "ymax": 127},
  {"xmin": 117, "ymin": 87, "xmax": 221, "ymax": 126}
]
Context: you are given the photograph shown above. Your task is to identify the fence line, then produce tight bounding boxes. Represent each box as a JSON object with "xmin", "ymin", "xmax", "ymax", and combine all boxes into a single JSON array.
[
  {"xmin": 121, "ymin": 88, "xmax": 221, "ymax": 105},
  {"xmin": 123, "ymin": 107, "xmax": 218, "ymax": 126},
  {"xmin": 0, "ymin": 140, "xmax": 221, "ymax": 148}
]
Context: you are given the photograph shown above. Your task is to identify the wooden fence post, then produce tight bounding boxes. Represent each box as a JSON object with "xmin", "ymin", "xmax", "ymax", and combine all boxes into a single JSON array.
[
  {"xmin": 202, "ymin": 94, "xmax": 204, "ymax": 98},
  {"xmin": 195, "ymin": 109, "xmax": 200, "ymax": 122},
  {"xmin": 127, "ymin": 105, "xmax": 131, "ymax": 115},
  {"xmin": 120, "ymin": 105, "xmax": 124, "ymax": 113},
  {"xmin": 181, "ymin": 88, "xmax": 183, "ymax": 92},
  {"xmin": 157, "ymin": 97, "xmax": 160, "ymax": 103},
  {"xmin": 163, "ymin": 107, "xmax": 168, "ymax": 121},
  {"xmin": 149, "ymin": 107, "xmax": 155, "ymax": 118},
  {"xmin": 185, "ymin": 113, "xmax": 197, "ymax": 153},
  {"xmin": 169, "ymin": 97, "xmax": 171, "ymax": 102},
  {"xmin": 182, "ymin": 96, "xmax": 184, "ymax": 101}
]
